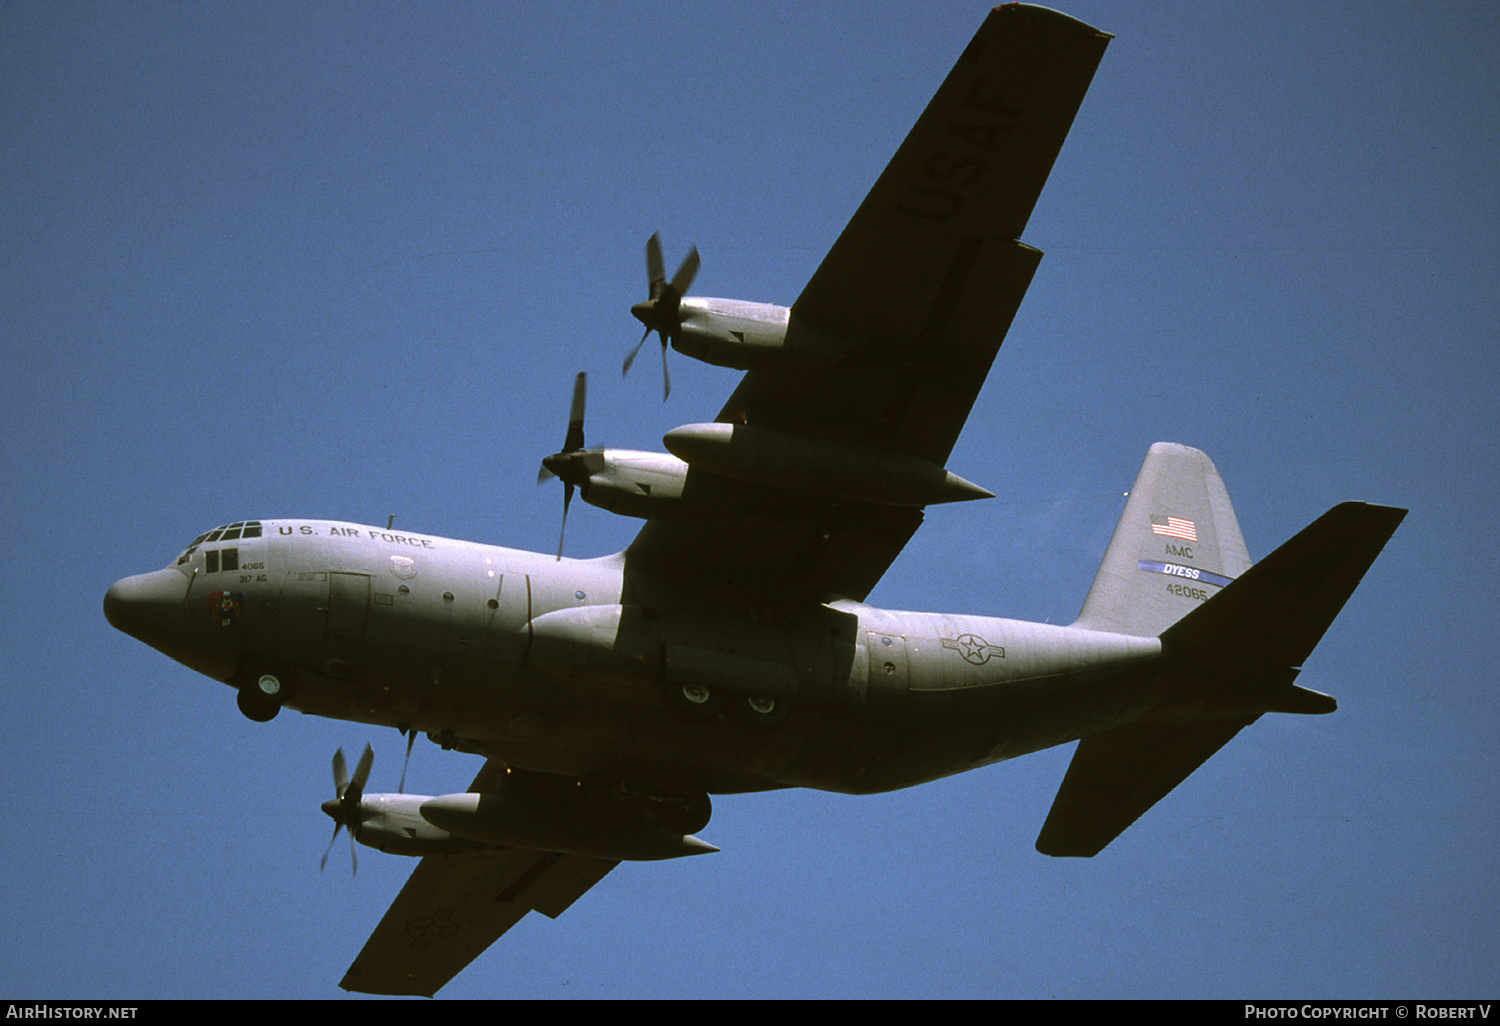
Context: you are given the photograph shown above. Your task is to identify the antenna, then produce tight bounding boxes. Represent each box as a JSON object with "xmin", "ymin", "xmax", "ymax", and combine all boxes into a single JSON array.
[{"xmin": 386, "ymin": 514, "xmax": 396, "ymax": 530}]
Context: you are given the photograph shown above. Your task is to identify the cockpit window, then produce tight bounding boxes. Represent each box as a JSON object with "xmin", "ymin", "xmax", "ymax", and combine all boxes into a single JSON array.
[
  {"xmin": 206, "ymin": 548, "xmax": 239, "ymax": 573},
  {"xmin": 176, "ymin": 522, "xmax": 261, "ymax": 566}
]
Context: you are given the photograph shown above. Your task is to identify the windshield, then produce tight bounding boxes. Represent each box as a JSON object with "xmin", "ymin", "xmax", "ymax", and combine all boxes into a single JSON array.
[{"xmin": 175, "ymin": 521, "xmax": 263, "ymax": 566}]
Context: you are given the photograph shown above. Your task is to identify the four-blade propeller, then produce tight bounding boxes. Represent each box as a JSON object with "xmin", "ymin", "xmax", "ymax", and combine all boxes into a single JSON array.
[
  {"xmin": 536, "ymin": 372, "xmax": 602, "ymax": 559},
  {"xmin": 623, "ymin": 232, "xmax": 698, "ymax": 401},
  {"xmin": 320, "ymin": 743, "xmax": 373, "ymax": 876}
]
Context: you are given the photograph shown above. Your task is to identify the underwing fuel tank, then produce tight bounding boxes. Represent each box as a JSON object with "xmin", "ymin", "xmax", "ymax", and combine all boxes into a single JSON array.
[
  {"xmin": 663, "ymin": 422, "xmax": 993, "ymax": 507},
  {"xmin": 418, "ymin": 792, "xmax": 718, "ymax": 861}
]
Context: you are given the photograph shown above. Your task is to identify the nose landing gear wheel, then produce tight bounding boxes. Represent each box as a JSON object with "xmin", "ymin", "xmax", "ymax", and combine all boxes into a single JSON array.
[
  {"xmin": 233, "ymin": 665, "xmax": 293, "ymax": 723},
  {"xmin": 254, "ymin": 672, "xmax": 284, "ymax": 699}
]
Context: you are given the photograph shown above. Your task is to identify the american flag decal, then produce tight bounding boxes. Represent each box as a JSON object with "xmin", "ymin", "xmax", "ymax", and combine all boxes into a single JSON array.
[{"xmin": 1150, "ymin": 514, "xmax": 1198, "ymax": 541}]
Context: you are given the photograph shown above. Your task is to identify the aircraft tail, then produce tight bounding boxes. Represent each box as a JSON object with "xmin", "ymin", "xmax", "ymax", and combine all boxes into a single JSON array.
[
  {"xmin": 1073, "ymin": 442, "xmax": 1251, "ymax": 638},
  {"xmin": 1038, "ymin": 444, "xmax": 1406, "ymax": 857}
]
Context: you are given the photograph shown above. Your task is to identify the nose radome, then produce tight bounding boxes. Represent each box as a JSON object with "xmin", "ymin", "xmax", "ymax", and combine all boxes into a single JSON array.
[{"xmin": 104, "ymin": 569, "xmax": 189, "ymax": 642}]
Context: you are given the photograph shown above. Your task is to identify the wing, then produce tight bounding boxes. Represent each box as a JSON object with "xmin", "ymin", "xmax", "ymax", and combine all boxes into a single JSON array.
[
  {"xmin": 627, "ymin": 5, "xmax": 1110, "ymax": 602},
  {"xmin": 339, "ymin": 761, "xmax": 617, "ymax": 997}
]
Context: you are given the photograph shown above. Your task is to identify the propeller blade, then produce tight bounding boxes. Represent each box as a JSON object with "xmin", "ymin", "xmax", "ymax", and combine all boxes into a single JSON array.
[
  {"xmin": 320, "ymin": 821, "xmax": 342, "ymax": 873},
  {"xmin": 660, "ymin": 335, "xmax": 671, "ymax": 401},
  {"xmin": 332, "ymin": 748, "xmax": 349, "ymax": 798},
  {"xmin": 556, "ymin": 481, "xmax": 574, "ymax": 560},
  {"xmin": 398, "ymin": 729, "xmax": 416, "ymax": 794},
  {"xmin": 623, "ymin": 325, "xmax": 651, "ymax": 376},
  {"xmin": 562, "ymin": 372, "xmax": 587, "ymax": 453},
  {"xmin": 670, "ymin": 245, "xmax": 699, "ymax": 297},
  {"xmin": 645, "ymin": 232, "xmax": 665, "ymax": 298},
  {"xmin": 349, "ymin": 743, "xmax": 373, "ymax": 805}
]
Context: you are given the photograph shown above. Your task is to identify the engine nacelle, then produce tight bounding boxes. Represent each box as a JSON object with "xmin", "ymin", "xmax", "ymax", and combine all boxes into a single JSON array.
[
  {"xmin": 672, "ymin": 298, "xmax": 790, "ymax": 371},
  {"xmin": 350, "ymin": 793, "xmax": 486, "ymax": 857},
  {"xmin": 572, "ymin": 449, "xmax": 689, "ymax": 518}
]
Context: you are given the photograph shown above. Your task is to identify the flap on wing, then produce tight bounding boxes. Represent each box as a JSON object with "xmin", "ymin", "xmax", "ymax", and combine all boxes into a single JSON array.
[
  {"xmin": 1035, "ymin": 717, "xmax": 1253, "ymax": 858},
  {"xmin": 339, "ymin": 846, "xmax": 615, "ymax": 996}
]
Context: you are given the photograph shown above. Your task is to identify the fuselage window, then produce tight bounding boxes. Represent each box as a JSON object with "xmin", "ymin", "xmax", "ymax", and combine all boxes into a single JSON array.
[
  {"xmin": 222, "ymin": 547, "xmax": 238, "ymax": 572},
  {"xmin": 206, "ymin": 550, "xmax": 219, "ymax": 574}
]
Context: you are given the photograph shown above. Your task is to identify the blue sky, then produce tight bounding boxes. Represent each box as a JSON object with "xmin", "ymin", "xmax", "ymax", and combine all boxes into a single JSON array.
[{"xmin": 3, "ymin": 0, "xmax": 1496, "ymax": 1000}]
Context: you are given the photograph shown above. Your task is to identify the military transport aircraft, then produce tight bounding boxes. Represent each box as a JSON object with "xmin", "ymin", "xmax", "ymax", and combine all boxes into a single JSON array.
[{"xmin": 103, "ymin": 4, "xmax": 1405, "ymax": 998}]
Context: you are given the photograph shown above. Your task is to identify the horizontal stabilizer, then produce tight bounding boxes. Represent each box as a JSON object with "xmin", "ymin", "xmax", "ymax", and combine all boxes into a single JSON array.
[
  {"xmin": 1161, "ymin": 501, "xmax": 1407, "ymax": 670},
  {"xmin": 1036, "ymin": 717, "xmax": 1252, "ymax": 857}
]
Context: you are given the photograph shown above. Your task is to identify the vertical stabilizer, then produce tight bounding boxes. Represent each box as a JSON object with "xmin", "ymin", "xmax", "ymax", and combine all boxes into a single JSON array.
[{"xmin": 1073, "ymin": 443, "xmax": 1250, "ymax": 637}]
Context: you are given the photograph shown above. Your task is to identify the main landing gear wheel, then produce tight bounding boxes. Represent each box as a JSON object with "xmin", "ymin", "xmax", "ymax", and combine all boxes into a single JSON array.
[
  {"xmin": 664, "ymin": 682, "xmax": 722, "ymax": 723},
  {"xmin": 730, "ymin": 692, "xmax": 789, "ymax": 730}
]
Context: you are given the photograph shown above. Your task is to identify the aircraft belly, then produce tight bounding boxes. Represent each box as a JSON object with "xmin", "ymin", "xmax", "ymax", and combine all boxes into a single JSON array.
[
  {"xmin": 282, "ymin": 598, "xmax": 1166, "ymax": 795},
  {"xmin": 396, "ymin": 616, "xmax": 1166, "ymax": 797}
]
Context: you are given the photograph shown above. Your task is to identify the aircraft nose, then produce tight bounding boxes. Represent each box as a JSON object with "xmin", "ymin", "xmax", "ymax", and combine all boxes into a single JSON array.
[{"xmin": 104, "ymin": 569, "xmax": 189, "ymax": 644}]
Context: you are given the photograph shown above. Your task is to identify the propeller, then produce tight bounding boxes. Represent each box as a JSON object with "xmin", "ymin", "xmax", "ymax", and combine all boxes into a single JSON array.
[
  {"xmin": 320, "ymin": 743, "xmax": 373, "ymax": 876},
  {"xmin": 536, "ymin": 372, "xmax": 602, "ymax": 559},
  {"xmin": 623, "ymin": 232, "xmax": 699, "ymax": 401}
]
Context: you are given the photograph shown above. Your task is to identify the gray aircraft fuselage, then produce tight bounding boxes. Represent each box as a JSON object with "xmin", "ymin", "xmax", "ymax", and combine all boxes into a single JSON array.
[{"xmin": 106, "ymin": 518, "xmax": 1161, "ymax": 796}]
